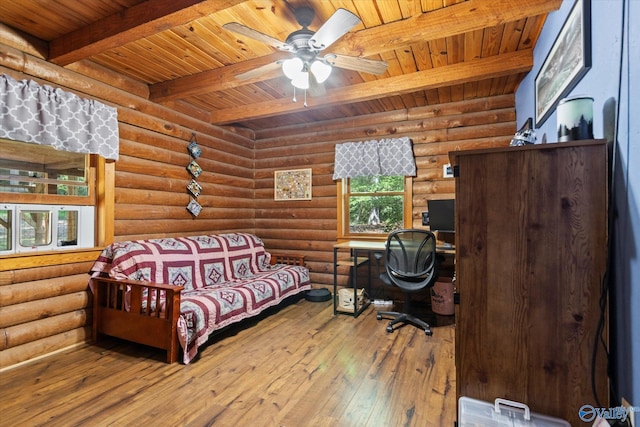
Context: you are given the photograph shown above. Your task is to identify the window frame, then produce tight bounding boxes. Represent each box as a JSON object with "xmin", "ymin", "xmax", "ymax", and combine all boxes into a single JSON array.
[
  {"xmin": 1, "ymin": 139, "xmax": 95, "ymax": 205},
  {"xmin": 0, "ymin": 142, "xmax": 114, "ymax": 265},
  {"xmin": 337, "ymin": 176, "xmax": 413, "ymax": 241}
]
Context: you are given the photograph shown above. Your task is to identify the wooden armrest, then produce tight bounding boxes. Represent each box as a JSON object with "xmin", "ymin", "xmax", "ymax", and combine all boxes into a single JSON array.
[
  {"xmin": 269, "ymin": 253, "xmax": 306, "ymax": 266},
  {"xmin": 91, "ymin": 276, "xmax": 183, "ymax": 317},
  {"xmin": 91, "ymin": 276, "xmax": 183, "ymax": 364},
  {"xmin": 91, "ymin": 276, "xmax": 184, "ymax": 293}
]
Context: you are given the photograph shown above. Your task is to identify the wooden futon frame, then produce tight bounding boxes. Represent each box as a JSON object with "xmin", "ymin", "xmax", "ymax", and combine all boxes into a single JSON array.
[{"xmin": 92, "ymin": 253, "xmax": 305, "ymax": 363}]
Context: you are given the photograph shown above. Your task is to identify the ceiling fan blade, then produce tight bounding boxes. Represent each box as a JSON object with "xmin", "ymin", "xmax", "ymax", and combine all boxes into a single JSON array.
[
  {"xmin": 324, "ymin": 54, "xmax": 388, "ymax": 75},
  {"xmin": 309, "ymin": 8, "xmax": 361, "ymax": 51},
  {"xmin": 308, "ymin": 72, "xmax": 326, "ymax": 97},
  {"xmin": 223, "ymin": 22, "xmax": 291, "ymax": 51},
  {"xmin": 235, "ymin": 61, "xmax": 283, "ymax": 81}
]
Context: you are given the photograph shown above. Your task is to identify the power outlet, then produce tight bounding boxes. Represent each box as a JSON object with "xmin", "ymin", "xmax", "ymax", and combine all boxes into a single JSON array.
[
  {"xmin": 443, "ymin": 163, "xmax": 453, "ymax": 178},
  {"xmin": 422, "ymin": 211, "xmax": 429, "ymax": 226}
]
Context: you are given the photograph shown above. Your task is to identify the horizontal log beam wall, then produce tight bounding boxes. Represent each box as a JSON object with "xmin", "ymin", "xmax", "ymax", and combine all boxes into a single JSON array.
[
  {"xmin": 113, "ymin": 124, "xmax": 255, "ymax": 241},
  {"xmin": 0, "ymin": 34, "xmax": 255, "ymax": 369},
  {"xmin": 253, "ymin": 95, "xmax": 515, "ymax": 290},
  {"xmin": 0, "ymin": 265, "xmax": 93, "ymax": 369}
]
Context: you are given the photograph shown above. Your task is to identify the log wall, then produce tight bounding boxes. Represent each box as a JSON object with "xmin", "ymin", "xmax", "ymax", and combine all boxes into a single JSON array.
[
  {"xmin": 0, "ymin": 27, "xmax": 515, "ymax": 369},
  {"xmin": 253, "ymin": 95, "xmax": 515, "ymax": 289}
]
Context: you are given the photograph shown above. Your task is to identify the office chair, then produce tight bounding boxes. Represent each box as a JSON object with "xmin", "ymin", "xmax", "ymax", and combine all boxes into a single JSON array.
[{"xmin": 376, "ymin": 229, "xmax": 439, "ymax": 335}]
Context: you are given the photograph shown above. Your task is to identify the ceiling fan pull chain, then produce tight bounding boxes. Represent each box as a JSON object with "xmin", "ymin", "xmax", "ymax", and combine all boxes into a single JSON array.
[
  {"xmin": 304, "ymin": 89, "xmax": 307, "ymax": 107},
  {"xmin": 292, "ymin": 86, "xmax": 297, "ymax": 103}
]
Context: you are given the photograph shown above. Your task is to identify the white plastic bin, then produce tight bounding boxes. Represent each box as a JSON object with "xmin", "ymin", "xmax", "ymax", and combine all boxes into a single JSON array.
[{"xmin": 458, "ymin": 397, "xmax": 571, "ymax": 427}]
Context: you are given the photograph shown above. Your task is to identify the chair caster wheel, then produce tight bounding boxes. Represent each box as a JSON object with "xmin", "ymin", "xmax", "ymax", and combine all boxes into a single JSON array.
[
  {"xmin": 386, "ymin": 325, "xmax": 394, "ymax": 333},
  {"xmin": 376, "ymin": 314, "xmax": 382, "ymax": 320},
  {"xmin": 425, "ymin": 329, "xmax": 433, "ymax": 336}
]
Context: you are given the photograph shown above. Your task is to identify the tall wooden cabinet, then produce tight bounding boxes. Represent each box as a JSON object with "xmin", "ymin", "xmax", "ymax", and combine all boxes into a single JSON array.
[{"xmin": 450, "ymin": 140, "xmax": 608, "ymax": 426}]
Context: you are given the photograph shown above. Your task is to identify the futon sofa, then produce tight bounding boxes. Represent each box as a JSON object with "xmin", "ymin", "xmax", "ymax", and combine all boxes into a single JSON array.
[{"xmin": 89, "ymin": 233, "xmax": 310, "ymax": 364}]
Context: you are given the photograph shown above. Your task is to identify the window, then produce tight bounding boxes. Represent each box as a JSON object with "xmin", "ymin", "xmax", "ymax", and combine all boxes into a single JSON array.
[
  {"xmin": 0, "ymin": 207, "xmax": 12, "ymax": 252},
  {"xmin": 1, "ymin": 138, "xmax": 89, "ymax": 198},
  {"xmin": 0, "ymin": 75, "xmax": 117, "ymax": 260},
  {"xmin": 0, "ymin": 139, "xmax": 97, "ymax": 255},
  {"xmin": 0, "ymin": 204, "xmax": 95, "ymax": 254},
  {"xmin": 338, "ymin": 175, "xmax": 412, "ymax": 238}
]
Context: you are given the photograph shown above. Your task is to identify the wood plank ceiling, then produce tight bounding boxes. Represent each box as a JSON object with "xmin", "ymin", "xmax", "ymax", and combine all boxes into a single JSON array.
[{"xmin": 0, "ymin": 0, "xmax": 562, "ymax": 133}]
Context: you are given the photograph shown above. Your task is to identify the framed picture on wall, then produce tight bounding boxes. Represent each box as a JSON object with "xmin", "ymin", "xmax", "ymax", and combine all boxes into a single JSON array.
[
  {"xmin": 534, "ymin": 0, "xmax": 592, "ymax": 127},
  {"xmin": 274, "ymin": 168, "xmax": 312, "ymax": 201}
]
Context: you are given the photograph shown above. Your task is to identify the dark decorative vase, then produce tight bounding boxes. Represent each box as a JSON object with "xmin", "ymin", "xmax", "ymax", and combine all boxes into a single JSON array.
[{"xmin": 557, "ymin": 96, "xmax": 594, "ymax": 142}]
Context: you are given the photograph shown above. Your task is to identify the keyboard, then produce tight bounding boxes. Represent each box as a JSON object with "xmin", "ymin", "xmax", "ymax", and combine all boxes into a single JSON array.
[{"xmin": 437, "ymin": 243, "xmax": 454, "ymax": 250}]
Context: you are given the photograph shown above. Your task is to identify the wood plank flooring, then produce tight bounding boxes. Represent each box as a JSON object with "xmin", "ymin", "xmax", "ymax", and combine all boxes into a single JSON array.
[{"xmin": 0, "ymin": 299, "xmax": 456, "ymax": 427}]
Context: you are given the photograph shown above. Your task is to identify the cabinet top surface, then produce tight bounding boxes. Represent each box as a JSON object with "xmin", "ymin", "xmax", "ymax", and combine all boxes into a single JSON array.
[{"xmin": 449, "ymin": 139, "xmax": 606, "ymax": 160}]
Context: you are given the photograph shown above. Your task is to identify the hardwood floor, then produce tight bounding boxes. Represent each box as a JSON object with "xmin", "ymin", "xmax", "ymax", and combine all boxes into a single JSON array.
[{"xmin": 1, "ymin": 299, "xmax": 456, "ymax": 427}]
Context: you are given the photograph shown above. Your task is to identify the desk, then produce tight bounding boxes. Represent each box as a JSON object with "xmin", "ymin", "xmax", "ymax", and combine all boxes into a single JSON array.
[
  {"xmin": 333, "ymin": 240, "xmax": 385, "ymax": 317},
  {"xmin": 333, "ymin": 240, "xmax": 455, "ymax": 317}
]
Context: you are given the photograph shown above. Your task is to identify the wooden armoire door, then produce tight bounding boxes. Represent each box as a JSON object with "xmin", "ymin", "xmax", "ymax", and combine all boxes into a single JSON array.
[{"xmin": 451, "ymin": 140, "xmax": 608, "ymax": 426}]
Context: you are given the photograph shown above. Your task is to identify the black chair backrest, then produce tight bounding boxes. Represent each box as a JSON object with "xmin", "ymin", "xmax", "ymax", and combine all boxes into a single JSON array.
[{"xmin": 385, "ymin": 229, "xmax": 438, "ymax": 292}]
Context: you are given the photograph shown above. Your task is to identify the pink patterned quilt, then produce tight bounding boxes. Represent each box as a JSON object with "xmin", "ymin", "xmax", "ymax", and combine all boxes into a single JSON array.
[{"xmin": 90, "ymin": 233, "xmax": 310, "ymax": 363}]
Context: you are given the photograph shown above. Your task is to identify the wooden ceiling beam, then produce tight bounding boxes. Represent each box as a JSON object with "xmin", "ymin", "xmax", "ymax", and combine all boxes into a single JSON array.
[
  {"xmin": 48, "ymin": 0, "xmax": 246, "ymax": 66},
  {"xmin": 150, "ymin": 52, "xmax": 290, "ymax": 103},
  {"xmin": 211, "ymin": 49, "xmax": 533, "ymax": 125},
  {"xmin": 151, "ymin": 0, "xmax": 560, "ymax": 102},
  {"xmin": 339, "ymin": 0, "xmax": 562, "ymax": 58}
]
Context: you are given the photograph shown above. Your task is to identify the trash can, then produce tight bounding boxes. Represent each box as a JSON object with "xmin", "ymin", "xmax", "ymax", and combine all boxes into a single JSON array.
[{"xmin": 431, "ymin": 278, "xmax": 454, "ymax": 315}]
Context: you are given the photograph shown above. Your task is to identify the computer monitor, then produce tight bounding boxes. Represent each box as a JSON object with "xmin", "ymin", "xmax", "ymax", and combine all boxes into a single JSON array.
[{"xmin": 427, "ymin": 199, "xmax": 455, "ymax": 232}]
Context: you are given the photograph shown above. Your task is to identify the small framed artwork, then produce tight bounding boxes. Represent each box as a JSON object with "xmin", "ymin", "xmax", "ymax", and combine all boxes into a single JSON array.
[
  {"xmin": 186, "ymin": 198, "xmax": 202, "ymax": 216},
  {"xmin": 274, "ymin": 168, "xmax": 312, "ymax": 201},
  {"xmin": 187, "ymin": 133, "xmax": 201, "ymax": 158},
  {"xmin": 534, "ymin": 0, "xmax": 591, "ymax": 127},
  {"xmin": 187, "ymin": 160, "xmax": 202, "ymax": 178},
  {"xmin": 187, "ymin": 179, "xmax": 202, "ymax": 197},
  {"xmin": 188, "ymin": 140, "xmax": 202, "ymax": 158}
]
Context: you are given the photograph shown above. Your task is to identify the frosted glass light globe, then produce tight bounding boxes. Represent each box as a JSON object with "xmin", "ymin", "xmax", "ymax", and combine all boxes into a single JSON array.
[
  {"xmin": 282, "ymin": 57, "xmax": 304, "ymax": 80},
  {"xmin": 291, "ymin": 72, "xmax": 309, "ymax": 89},
  {"xmin": 310, "ymin": 60, "xmax": 332, "ymax": 83}
]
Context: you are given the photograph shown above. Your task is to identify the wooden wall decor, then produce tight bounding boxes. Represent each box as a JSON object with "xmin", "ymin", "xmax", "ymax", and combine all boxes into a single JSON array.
[{"xmin": 186, "ymin": 133, "xmax": 203, "ymax": 216}]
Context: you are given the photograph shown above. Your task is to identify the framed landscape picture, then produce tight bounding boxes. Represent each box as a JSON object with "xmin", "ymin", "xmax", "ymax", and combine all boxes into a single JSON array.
[
  {"xmin": 274, "ymin": 168, "xmax": 312, "ymax": 201},
  {"xmin": 535, "ymin": 0, "xmax": 592, "ymax": 127}
]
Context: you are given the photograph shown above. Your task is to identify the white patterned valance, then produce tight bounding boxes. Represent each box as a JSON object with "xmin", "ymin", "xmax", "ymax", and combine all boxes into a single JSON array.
[
  {"xmin": 0, "ymin": 74, "xmax": 119, "ymax": 160},
  {"xmin": 333, "ymin": 136, "xmax": 416, "ymax": 180}
]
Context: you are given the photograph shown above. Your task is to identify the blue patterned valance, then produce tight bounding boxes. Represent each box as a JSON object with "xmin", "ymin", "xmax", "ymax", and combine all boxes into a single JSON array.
[
  {"xmin": 333, "ymin": 136, "xmax": 416, "ymax": 179},
  {"xmin": 0, "ymin": 74, "xmax": 119, "ymax": 160}
]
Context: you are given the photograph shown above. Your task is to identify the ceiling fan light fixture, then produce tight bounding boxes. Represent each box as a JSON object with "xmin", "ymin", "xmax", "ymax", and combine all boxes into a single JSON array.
[
  {"xmin": 310, "ymin": 60, "xmax": 332, "ymax": 83},
  {"xmin": 282, "ymin": 57, "xmax": 304, "ymax": 80},
  {"xmin": 224, "ymin": 7, "xmax": 387, "ymax": 105}
]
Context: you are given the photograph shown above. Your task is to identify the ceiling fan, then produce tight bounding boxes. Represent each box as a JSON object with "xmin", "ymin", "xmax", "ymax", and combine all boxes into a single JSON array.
[{"xmin": 222, "ymin": 6, "xmax": 388, "ymax": 102}]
